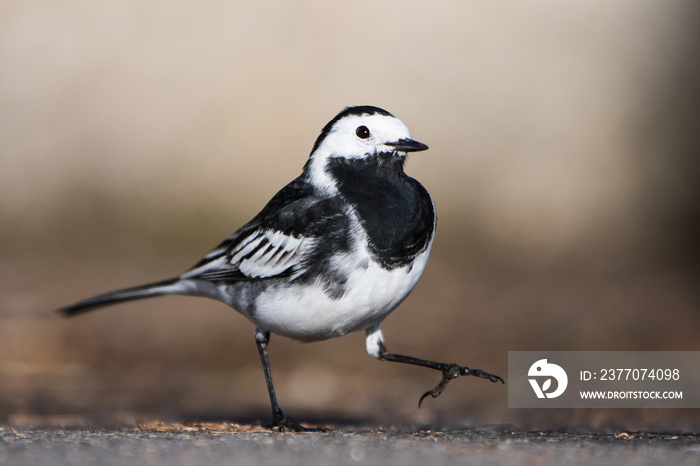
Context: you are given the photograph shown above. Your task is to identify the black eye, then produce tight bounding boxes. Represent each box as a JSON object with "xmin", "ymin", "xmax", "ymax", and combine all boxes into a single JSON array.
[{"xmin": 355, "ymin": 126, "xmax": 370, "ymax": 139}]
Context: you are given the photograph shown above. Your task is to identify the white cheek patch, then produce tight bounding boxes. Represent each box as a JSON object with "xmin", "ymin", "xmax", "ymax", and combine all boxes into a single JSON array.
[{"xmin": 307, "ymin": 113, "xmax": 413, "ymax": 192}]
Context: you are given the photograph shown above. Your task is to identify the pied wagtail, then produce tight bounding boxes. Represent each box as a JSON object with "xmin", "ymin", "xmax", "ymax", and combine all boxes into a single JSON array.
[{"xmin": 58, "ymin": 106, "xmax": 503, "ymax": 431}]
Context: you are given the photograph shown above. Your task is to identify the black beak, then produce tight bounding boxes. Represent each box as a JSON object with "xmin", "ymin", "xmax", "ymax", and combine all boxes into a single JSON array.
[{"xmin": 387, "ymin": 138, "xmax": 429, "ymax": 153}]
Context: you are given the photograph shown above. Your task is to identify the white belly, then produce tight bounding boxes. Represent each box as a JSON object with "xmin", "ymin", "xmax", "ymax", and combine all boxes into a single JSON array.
[{"xmin": 249, "ymin": 248, "xmax": 431, "ymax": 341}]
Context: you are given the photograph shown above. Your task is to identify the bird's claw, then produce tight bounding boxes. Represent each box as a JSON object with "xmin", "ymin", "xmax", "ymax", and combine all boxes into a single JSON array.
[
  {"xmin": 268, "ymin": 414, "xmax": 329, "ymax": 432},
  {"xmin": 418, "ymin": 363, "xmax": 504, "ymax": 407}
]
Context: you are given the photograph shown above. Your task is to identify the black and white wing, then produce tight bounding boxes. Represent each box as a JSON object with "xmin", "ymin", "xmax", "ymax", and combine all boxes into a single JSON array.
[
  {"xmin": 181, "ymin": 179, "xmax": 347, "ymax": 283},
  {"xmin": 181, "ymin": 227, "xmax": 318, "ymax": 281}
]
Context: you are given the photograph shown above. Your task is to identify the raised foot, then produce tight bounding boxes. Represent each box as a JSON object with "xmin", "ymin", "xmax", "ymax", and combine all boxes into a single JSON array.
[
  {"xmin": 268, "ymin": 415, "xmax": 329, "ymax": 432},
  {"xmin": 418, "ymin": 363, "xmax": 504, "ymax": 407}
]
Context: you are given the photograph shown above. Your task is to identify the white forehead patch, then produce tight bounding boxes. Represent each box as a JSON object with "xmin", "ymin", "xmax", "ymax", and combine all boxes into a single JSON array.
[{"xmin": 315, "ymin": 113, "xmax": 412, "ymax": 160}]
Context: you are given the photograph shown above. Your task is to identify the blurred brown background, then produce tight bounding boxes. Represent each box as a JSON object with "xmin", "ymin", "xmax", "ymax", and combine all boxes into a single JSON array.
[{"xmin": 1, "ymin": 1, "xmax": 698, "ymax": 431}]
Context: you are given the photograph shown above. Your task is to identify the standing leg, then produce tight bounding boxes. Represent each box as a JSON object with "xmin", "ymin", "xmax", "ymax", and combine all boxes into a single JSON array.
[
  {"xmin": 365, "ymin": 324, "xmax": 504, "ymax": 407},
  {"xmin": 254, "ymin": 328, "xmax": 327, "ymax": 432}
]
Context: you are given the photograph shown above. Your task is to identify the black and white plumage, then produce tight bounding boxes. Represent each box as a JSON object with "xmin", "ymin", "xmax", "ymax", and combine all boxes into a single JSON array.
[{"xmin": 58, "ymin": 106, "xmax": 502, "ymax": 431}]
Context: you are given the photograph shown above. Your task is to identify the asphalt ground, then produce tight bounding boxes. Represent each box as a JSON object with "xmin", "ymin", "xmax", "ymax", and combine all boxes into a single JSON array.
[{"xmin": 1, "ymin": 422, "xmax": 699, "ymax": 466}]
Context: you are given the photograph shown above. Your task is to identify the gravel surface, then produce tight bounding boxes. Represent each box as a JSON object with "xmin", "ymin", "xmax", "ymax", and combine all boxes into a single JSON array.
[{"xmin": 2, "ymin": 422, "xmax": 698, "ymax": 466}]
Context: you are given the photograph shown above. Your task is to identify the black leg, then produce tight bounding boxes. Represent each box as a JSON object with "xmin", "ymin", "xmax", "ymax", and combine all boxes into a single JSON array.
[
  {"xmin": 254, "ymin": 328, "xmax": 328, "ymax": 432},
  {"xmin": 378, "ymin": 341, "xmax": 504, "ymax": 407}
]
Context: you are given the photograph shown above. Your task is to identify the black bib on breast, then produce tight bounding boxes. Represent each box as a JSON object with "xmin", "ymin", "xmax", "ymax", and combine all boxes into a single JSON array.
[{"xmin": 326, "ymin": 154, "xmax": 435, "ymax": 269}]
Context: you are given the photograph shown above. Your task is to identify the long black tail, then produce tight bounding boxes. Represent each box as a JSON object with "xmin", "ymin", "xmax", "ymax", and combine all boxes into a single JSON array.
[{"xmin": 57, "ymin": 278, "xmax": 183, "ymax": 317}]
